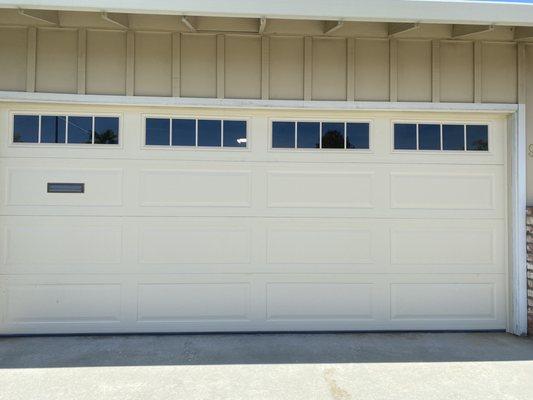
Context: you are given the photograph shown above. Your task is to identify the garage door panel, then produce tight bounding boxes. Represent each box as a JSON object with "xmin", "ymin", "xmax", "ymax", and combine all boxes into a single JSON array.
[
  {"xmin": 390, "ymin": 283, "xmax": 496, "ymax": 320},
  {"xmin": 5, "ymin": 167, "xmax": 123, "ymax": 207},
  {"xmin": 138, "ymin": 224, "xmax": 251, "ymax": 264},
  {"xmin": 267, "ymin": 226, "xmax": 375, "ymax": 265},
  {"xmin": 267, "ymin": 171, "xmax": 374, "ymax": 209},
  {"xmin": 390, "ymin": 172, "xmax": 497, "ymax": 210},
  {"xmin": 389, "ymin": 223, "xmax": 504, "ymax": 273},
  {"xmin": 2, "ymin": 223, "xmax": 123, "ymax": 266},
  {"xmin": 0, "ymin": 273, "xmax": 506, "ymax": 334},
  {"xmin": 4, "ymin": 282, "xmax": 122, "ymax": 324},
  {"xmin": 137, "ymin": 283, "xmax": 251, "ymax": 322},
  {"xmin": 266, "ymin": 283, "xmax": 375, "ymax": 321},
  {"xmin": 139, "ymin": 169, "xmax": 252, "ymax": 207}
]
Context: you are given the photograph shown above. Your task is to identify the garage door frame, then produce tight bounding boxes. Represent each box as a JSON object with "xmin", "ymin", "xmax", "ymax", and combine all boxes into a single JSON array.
[{"xmin": 0, "ymin": 90, "xmax": 527, "ymax": 335}]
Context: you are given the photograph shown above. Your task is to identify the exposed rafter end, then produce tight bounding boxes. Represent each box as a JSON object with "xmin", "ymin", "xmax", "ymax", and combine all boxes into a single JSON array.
[
  {"xmin": 515, "ymin": 26, "xmax": 533, "ymax": 41},
  {"xmin": 258, "ymin": 17, "xmax": 267, "ymax": 34},
  {"xmin": 101, "ymin": 12, "xmax": 129, "ymax": 29},
  {"xmin": 388, "ymin": 22, "xmax": 419, "ymax": 37},
  {"xmin": 324, "ymin": 20, "xmax": 344, "ymax": 35},
  {"xmin": 181, "ymin": 16, "xmax": 197, "ymax": 32},
  {"xmin": 452, "ymin": 24, "xmax": 494, "ymax": 39},
  {"xmin": 18, "ymin": 8, "xmax": 59, "ymax": 25}
]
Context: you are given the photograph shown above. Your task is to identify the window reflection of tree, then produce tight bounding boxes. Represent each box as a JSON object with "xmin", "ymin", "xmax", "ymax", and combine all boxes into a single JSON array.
[
  {"xmin": 95, "ymin": 129, "xmax": 118, "ymax": 144},
  {"xmin": 471, "ymin": 139, "xmax": 488, "ymax": 151},
  {"xmin": 322, "ymin": 130, "xmax": 350, "ymax": 149}
]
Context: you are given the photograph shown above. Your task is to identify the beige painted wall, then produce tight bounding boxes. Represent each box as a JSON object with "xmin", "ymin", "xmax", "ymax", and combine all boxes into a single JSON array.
[{"xmin": 0, "ymin": 26, "xmax": 531, "ymax": 201}]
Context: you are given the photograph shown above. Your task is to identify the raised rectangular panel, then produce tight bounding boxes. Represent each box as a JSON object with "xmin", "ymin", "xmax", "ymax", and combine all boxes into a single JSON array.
[
  {"xmin": 0, "ymin": 27, "xmax": 27, "ymax": 91},
  {"xmin": 267, "ymin": 283, "xmax": 374, "ymax": 320},
  {"xmin": 5, "ymin": 283, "xmax": 121, "ymax": 323},
  {"xmin": 354, "ymin": 39, "xmax": 389, "ymax": 101},
  {"xmin": 138, "ymin": 283, "xmax": 250, "ymax": 321},
  {"xmin": 267, "ymin": 172, "xmax": 373, "ymax": 208},
  {"xmin": 390, "ymin": 173, "xmax": 494, "ymax": 210},
  {"xmin": 86, "ymin": 30, "xmax": 126, "ymax": 95},
  {"xmin": 390, "ymin": 283, "xmax": 495, "ymax": 319},
  {"xmin": 269, "ymin": 36, "xmax": 304, "ymax": 100},
  {"xmin": 36, "ymin": 28, "xmax": 78, "ymax": 93},
  {"xmin": 4, "ymin": 225, "xmax": 122, "ymax": 264},
  {"xmin": 6, "ymin": 168, "xmax": 123, "ymax": 206},
  {"xmin": 139, "ymin": 226, "xmax": 250, "ymax": 264},
  {"xmin": 267, "ymin": 228, "xmax": 373, "ymax": 264},
  {"xmin": 225, "ymin": 35, "xmax": 261, "ymax": 99},
  {"xmin": 180, "ymin": 34, "xmax": 217, "ymax": 98},
  {"xmin": 391, "ymin": 228, "xmax": 494, "ymax": 265},
  {"xmin": 482, "ymin": 42, "xmax": 517, "ymax": 103},
  {"xmin": 397, "ymin": 40, "xmax": 432, "ymax": 102},
  {"xmin": 440, "ymin": 41, "xmax": 474, "ymax": 102},
  {"xmin": 139, "ymin": 170, "xmax": 251, "ymax": 207},
  {"xmin": 134, "ymin": 32, "xmax": 172, "ymax": 96},
  {"xmin": 312, "ymin": 38, "xmax": 347, "ymax": 100}
]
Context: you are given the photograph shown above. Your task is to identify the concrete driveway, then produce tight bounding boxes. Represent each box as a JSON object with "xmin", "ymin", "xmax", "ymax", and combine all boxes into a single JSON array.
[{"xmin": 0, "ymin": 332, "xmax": 532, "ymax": 400}]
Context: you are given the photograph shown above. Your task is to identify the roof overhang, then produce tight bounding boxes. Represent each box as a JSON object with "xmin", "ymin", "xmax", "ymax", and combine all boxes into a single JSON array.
[{"xmin": 1, "ymin": 0, "xmax": 533, "ymax": 27}]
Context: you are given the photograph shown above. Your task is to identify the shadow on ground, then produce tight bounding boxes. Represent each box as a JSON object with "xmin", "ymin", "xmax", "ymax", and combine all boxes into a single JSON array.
[{"xmin": 0, "ymin": 332, "xmax": 531, "ymax": 369}]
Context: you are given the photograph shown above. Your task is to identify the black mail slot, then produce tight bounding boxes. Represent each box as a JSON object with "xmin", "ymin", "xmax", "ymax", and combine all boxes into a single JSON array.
[{"xmin": 47, "ymin": 182, "xmax": 85, "ymax": 193}]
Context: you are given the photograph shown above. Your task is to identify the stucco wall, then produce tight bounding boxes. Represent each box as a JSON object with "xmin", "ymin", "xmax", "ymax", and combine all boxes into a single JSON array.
[{"xmin": 0, "ymin": 25, "xmax": 531, "ymax": 201}]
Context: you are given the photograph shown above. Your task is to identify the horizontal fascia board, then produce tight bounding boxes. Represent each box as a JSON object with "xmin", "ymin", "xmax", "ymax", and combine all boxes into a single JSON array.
[
  {"xmin": 0, "ymin": 91, "xmax": 518, "ymax": 114},
  {"xmin": 0, "ymin": 0, "xmax": 533, "ymax": 26}
]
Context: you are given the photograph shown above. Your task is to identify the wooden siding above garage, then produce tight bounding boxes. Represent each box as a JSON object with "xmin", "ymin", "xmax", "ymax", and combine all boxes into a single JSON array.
[{"xmin": 0, "ymin": 26, "xmax": 522, "ymax": 104}]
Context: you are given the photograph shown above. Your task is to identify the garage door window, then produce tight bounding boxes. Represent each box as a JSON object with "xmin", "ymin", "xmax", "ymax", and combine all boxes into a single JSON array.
[
  {"xmin": 394, "ymin": 123, "xmax": 488, "ymax": 151},
  {"xmin": 12, "ymin": 114, "xmax": 119, "ymax": 145},
  {"xmin": 272, "ymin": 121, "xmax": 370, "ymax": 150},
  {"xmin": 145, "ymin": 117, "xmax": 247, "ymax": 148}
]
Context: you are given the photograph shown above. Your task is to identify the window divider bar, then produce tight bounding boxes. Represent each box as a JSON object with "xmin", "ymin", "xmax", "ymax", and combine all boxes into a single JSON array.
[{"xmin": 169, "ymin": 118, "xmax": 173, "ymax": 146}]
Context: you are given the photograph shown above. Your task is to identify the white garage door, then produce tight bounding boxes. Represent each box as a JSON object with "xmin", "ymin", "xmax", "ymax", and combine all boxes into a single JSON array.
[{"xmin": 0, "ymin": 105, "xmax": 508, "ymax": 334}]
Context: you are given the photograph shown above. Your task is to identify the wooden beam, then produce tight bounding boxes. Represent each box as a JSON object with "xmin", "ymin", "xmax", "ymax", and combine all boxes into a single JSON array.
[
  {"xmin": 101, "ymin": 12, "xmax": 129, "ymax": 29},
  {"xmin": 26, "ymin": 26, "xmax": 36, "ymax": 93},
  {"xmin": 258, "ymin": 17, "xmax": 267, "ymax": 34},
  {"xmin": 261, "ymin": 35, "xmax": 269, "ymax": 99},
  {"xmin": 181, "ymin": 16, "xmax": 197, "ymax": 32},
  {"xmin": 304, "ymin": 36, "xmax": 312, "ymax": 100},
  {"xmin": 77, "ymin": 28, "xmax": 86, "ymax": 95},
  {"xmin": 452, "ymin": 24, "xmax": 494, "ymax": 39},
  {"xmin": 126, "ymin": 31, "xmax": 135, "ymax": 96},
  {"xmin": 474, "ymin": 41, "xmax": 482, "ymax": 103},
  {"xmin": 216, "ymin": 34, "xmax": 225, "ymax": 99},
  {"xmin": 389, "ymin": 38, "xmax": 398, "ymax": 101},
  {"xmin": 172, "ymin": 32, "xmax": 181, "ymax": 97},
  {"xmin": 388, "ymin": 23, "xmax": 419, "ymax": 37},
  {"xmin": 324, "ymin": 20, "xmax": 344, "ymax": 35},
  {"xmin": 18, "ymin": 9, "xmax": 59, "ymax": 25}
]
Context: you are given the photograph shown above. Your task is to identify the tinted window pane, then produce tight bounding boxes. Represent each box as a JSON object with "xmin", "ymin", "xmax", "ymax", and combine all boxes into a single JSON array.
[
  {"xmin": 297, "ymin": 122, "xmax": 320, "ymax": 149},
  {"xmin": 67, "ymin": 116, "xmax": 93, "ymax": 144},
  {"xmin": 13, "ymin": 115, "xmax": 39, "ymax": 143},
  {"xmin": 223, "ymin": 120, "xmax": 247, "ymax": 148},
  {"xmin": 442, "ymin": 124, "xmax": 465, "ymax": 150},
  {"xmin": 94, "ymin": 117, "xmax": 119, "ymax": 144},
  {"xmin": 41, "ymin": 116, "xmax": 66, "ymax": 143},
  {"xmin": 322, "ymin": 122, "xmax": 345, "ymax": 149},
  {"xmin": 272, "ymin": 121, "xmax": 295, "ymax": 148},
  {"xmin": 346, "ymin": 123, "xmax": 369, "ymax": 149},
  {"xmin": 466, "ymin": 125, "xmax": 488, "ymax": 151},
  {"xmin": 145, "ymin": 118, "xmax": 170, "ymax": 146},
  {"xmin": 198, "ymin": 119, "xmax": 221, "ymax": 147},
  {"xmin": 394, "ymin": 124, "xmax": 416, "ymax": 150},
  {"xmin": 418, "ymin": 124, "xmax": 440, "ymax": 150},
  {"xmin": 172, "ymin": 119, "xmax": 196, "ymax": 146}
]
